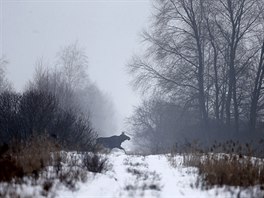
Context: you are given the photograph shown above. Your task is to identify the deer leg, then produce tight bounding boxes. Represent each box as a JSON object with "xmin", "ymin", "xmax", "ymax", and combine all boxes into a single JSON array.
[{"xmin": 118, "ymin": 146, "xmax": 126, "ymax": 154}]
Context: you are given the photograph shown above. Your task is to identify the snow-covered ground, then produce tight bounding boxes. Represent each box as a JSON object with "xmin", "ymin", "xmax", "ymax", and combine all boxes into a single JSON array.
[
  {"xmin": 56, "ymin": 150, "xmax": 262, "ymax": 198},
  {"xmin": 1, "ymin": 150, "xmax": 263, "ymax": 197}
]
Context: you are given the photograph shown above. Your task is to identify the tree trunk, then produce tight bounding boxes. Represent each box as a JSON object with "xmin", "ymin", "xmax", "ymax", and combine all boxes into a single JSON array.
[
  {"xmin": 213, "ymin": 46, "xmax": 220, "ymax": 120},
  {"xmin": 249, "ymin": 41, "xmax": 264, "ymax": 132}
]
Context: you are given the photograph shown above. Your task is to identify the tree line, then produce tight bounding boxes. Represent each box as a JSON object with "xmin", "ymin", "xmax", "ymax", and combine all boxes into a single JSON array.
[
  {"xmin": 0, "ymin": 43, "xmax": 116, "ymax": 150},
  {"xmin": 128, "ymin": 0, "xmax": 264, "ymax": 152}
]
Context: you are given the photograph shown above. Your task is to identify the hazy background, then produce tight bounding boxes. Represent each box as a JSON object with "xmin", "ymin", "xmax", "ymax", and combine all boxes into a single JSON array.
[{"xmin": 1, "ymin": 0, "xmax": 151, "ymax": 134}]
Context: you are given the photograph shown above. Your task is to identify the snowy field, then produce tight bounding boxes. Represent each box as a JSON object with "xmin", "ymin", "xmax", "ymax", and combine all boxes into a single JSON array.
[{"xmin": 1, "ymin": 150, "xmax": 263, "ymax": 198}]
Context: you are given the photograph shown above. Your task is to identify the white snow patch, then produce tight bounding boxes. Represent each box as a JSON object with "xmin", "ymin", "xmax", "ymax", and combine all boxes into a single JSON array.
[{"xmin": 1, "ymin": 152, "xmax": 263, "ymax": 197}]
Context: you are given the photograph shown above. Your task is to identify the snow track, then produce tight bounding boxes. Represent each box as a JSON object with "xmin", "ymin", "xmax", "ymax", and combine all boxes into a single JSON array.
[{"xmin": 56, "ymin": 150, "xmax": 263, "ymax": 198}]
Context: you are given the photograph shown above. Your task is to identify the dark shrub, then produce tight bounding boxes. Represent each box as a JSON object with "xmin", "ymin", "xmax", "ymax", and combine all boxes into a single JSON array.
[
  {"xmin": 19, "ymin": 90, "xmax": 58, "ymax": 139},
  {"xmin": 0, "ymin": 143, "xmax": 9, "ymax": 156},
  {"xmin": 0, "ymin": 155, "xmax": 23, "ymax": 182},
  {"xmin": 0, "ymin": 92, "xmax": 21, "ymax": 144},
  {"xmin": 0, "ymin": 89, "xmax": 97, "ymax": 151},
  {"xmin": 82, "ymin": 153, "xmax": 108, "ymax": 173}
]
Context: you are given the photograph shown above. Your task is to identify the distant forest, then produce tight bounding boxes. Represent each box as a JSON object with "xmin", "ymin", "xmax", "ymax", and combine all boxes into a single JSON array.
[{"xmin": 0, "ymin": 43, "xmax": 116, "ymax": 150}]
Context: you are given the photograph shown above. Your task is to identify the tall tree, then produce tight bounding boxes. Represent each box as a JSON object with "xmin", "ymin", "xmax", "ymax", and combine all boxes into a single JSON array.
[
  {"xmin": 249, "ymin": 1, "xmax": 264, "ymax": 132},
  {"xmin": 128, "ymin": 0, "xmax": 209, "ymax": 126},
  {"xmin": 129, "ymin": 0, "xmax": 264, "ymax": 138},
  {"xmin": 214, "ymin": 0, "xmax": 260, "ymax": 132}
]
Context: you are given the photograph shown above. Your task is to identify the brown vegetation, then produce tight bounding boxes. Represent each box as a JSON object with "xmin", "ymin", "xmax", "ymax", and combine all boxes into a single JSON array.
[
  {"xmin": 0, "ymin": 133, "xmax": 108, "ymax": 196},
  {"xmin": 178, "ymin": 140, "xmax": 264, "ymax": 189},
  {"xmin": 197, "ymin": 154, "xmax": 264, "ymax": 188},
  {"xmin": 13, "ymin": 134, "xmax": 60, "ymax": 175}
]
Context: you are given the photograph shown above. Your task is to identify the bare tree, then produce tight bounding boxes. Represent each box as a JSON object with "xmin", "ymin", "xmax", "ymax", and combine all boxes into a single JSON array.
[
  {"xmin": 128, "ymin": 0, "xmax": 264, "ymax": 146},
  {"xmin": 212, "ymin": 0, "xmax": 261, "ymax": 132},
  {"xmin": 0, "ymin": 57, "xmax": 12, "ymax": 93},
  {"xmin": 128, "ymin": 0, "xmax": 210, "ymax": 126},
  {"xmin": 56, "ymin": 42, "xmax": 89, "ymax": 90},
  {"xmin": 249, "ymin": 1, "xmax": 264, "ymax": 132},
  {"xmin": 249, "ymin": 41, "xmax": 264, "ymax": 132},
  {"xmin": 29, "ymin": 43, "xmax": 117, "ymax": 136},
  {"xmin": 127, "ymin": 96, "xmax": 203, "ymax": 153}
]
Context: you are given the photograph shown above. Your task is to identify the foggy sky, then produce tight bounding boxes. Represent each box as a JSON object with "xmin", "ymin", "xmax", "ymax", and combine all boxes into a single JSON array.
[{"xmin": 1, "ymin": 0, "xmax": 151, "ymax": 133}]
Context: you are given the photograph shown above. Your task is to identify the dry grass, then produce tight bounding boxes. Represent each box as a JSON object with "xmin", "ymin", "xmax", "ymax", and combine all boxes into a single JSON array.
[
  {"xmin": 0, "ymin": 134, "xmax": 109, "ymax": 197},
  {"xmin": 178, "ymin": 140, "xmax": 264, "ymax": 189},
  {"xmin": 0, "ymin": 134, "xmax": 60, "ymax": 182},
  {"xmin": 197, "ymin": 154, "xmax": 264, "ymax": 188},
  {"xmin": 14, "ymin": 134, "xmax": 60, "ymax": 175}
]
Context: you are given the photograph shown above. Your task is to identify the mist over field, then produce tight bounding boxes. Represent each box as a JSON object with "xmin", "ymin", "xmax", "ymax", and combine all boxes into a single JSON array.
[{"xmin": 1, "ymin": 0, "xmax": 150, "ymax": 136}]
